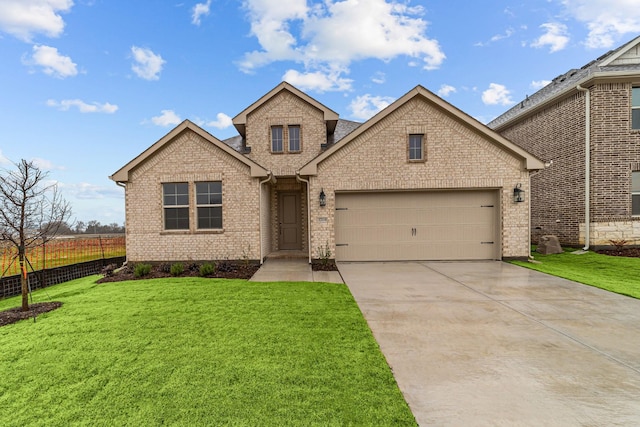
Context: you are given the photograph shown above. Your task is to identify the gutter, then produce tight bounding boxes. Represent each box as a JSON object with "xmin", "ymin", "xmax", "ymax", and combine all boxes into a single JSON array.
[
  {"xmin": 258, "ymin": 173, "xmax": 274, "ymax": 264},
  {"xmin": 576, "ymin": 84, "xmax": 590, "ymax": 250},
  {"xmin": 295, "ymin": 172, "xmax": 312, "ymax": 264}
]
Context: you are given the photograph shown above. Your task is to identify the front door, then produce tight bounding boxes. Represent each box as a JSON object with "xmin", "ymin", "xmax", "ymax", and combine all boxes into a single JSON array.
[{"xmin": 278, "ymin": 192, "xmax": 301, "ymax": 250}]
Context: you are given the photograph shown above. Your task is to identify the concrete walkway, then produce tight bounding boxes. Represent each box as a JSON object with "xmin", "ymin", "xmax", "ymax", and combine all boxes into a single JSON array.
[
  {"xmin": 249, "ymin": 258, "xmax": 343, "ymax": 283},
  {"xmin": 338, "ymin": 261, "xmax": 640, "ymax": 426}
]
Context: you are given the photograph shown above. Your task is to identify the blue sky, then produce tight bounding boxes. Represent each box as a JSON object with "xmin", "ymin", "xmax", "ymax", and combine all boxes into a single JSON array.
[{"xmin": 1, "ymin": 0, "xmax": 639, "ymax": 226}]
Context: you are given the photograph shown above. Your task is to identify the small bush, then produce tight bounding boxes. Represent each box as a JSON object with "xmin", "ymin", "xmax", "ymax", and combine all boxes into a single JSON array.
[
  {"xmin": 134, "ymin": 263, "xmax": 152, "ymax": 278},
  {"xmin": 159, "ymin": 263, "xmax": 172, "ymax": 274},
  {"xmin": 170, "ymin": 262, "xmax": 185, "ymax": 276},
  {"xmin": 199, "ymin": 262, "xmax": 216, "ymax": 277}
]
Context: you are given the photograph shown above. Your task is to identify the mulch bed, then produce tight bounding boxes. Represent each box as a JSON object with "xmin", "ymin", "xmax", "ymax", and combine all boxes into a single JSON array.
[
  {"xmin": 97, "ymin": 261, "xmax": 261, "ymax": 283},
  {"xmin": 0, "ymin": 302, "xmax": 63, "ymax": 327},
  {"xmin": 311, "ymin": 261, "xmax": 339, "ymax": 271},
  {"xmin": 595, "ymin": 248, "xmax": 640, "ymax": 258}
]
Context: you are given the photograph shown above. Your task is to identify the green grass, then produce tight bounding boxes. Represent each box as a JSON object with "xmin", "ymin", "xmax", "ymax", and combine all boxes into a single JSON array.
[
  {"xmin": 0, "ymin": 277, "xmax": 416, "ymax": 426},
  {"xmin": 511, "ymin": 248, "xmax": 640, "ymax": 299}
]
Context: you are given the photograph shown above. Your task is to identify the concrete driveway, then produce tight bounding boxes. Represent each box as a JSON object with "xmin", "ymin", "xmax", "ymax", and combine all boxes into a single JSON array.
[{"xmin": 338, "ymin": 261, "xmax": 640, "ymax": 426}]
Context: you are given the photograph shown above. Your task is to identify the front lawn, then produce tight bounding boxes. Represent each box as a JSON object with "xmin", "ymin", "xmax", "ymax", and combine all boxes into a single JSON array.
[
  {"xmin": 511, "ymin": 248, "xmax": 640, "ymax": 299},
  {"xmin": 0, "ymin": 277, "xmax": 416, "ymax": 426}
]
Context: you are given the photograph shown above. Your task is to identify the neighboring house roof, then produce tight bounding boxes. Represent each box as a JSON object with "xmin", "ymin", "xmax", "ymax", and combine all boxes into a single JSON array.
[
  {"xmin": 299, "ymin": 85, "xmax": 545, "ymax": 176},
  {"xmin": 110, "ymin": 120, "xmax": 269, "ymax": 182},
  {"xmin": 489, "ymin": 35, "xmax": 640, "ymax": 130},
  {"xmin": 232, "ymin": 82, "xmax": 340, "ymax": 137}
]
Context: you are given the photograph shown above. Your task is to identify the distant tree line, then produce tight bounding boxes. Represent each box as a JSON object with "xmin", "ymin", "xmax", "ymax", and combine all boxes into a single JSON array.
[{"xmin": 45, "ymin": 220, "xmax": 125, "ymax": 235}]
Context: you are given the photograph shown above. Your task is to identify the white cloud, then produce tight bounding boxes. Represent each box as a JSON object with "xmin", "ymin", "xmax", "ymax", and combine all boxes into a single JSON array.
[
  {"xmin": 131, "ymin": 46, "xmax": 165, "ymax": 80},
  {"xmin": 239, "ymin": 0, "xmax": 445, "ymax": 91},
  {"xmin": 192, "ymin": 0, "xmax": 211, "ymax": 25},
  {"xmin": 530, "ymin": 80, "xmax": 551, "ymax": 90},
  {"xmin": 206, "ymin": 113, "xmax": 233, "ymax": 129},
  {"xmin": 531, "ymin": 22, "xmax": 570, "ymax": 53},
  {"xmin": 283, "ymin": 68, "xmax": 352, "ymax": 92},
  {"xmin": 0, "ymin": 149, "xmax": 11, "ymax": 165},
  {"xmin": 31, "ymin": 157, "xmax": 64, "ymax": 171},
  {"xmin": 47, "ymin": 99, "xmax": 118, "ymax": 113},
  {"xmin": 482, "ymin": 83, "xmax": 514, "ymax": 106},
  {"xmin": 150, "ymin": 110, "xmax": 181, "ymax": 127},
  {"xmin": 25, "ymin": 44, "xmax": 77, "ymax": 78},
  {"xmin": 437, "ymin": 84, "xmax": 457, "ymax": 97},
  {"xmin": 348, "ymin": 94, "xmax": 394, "ymax": 120},
  {"xmin": 71, "ymin": 182, "xmax": 124, "ymax": 200},
  {"xmin": 475, "ymin": 28, "xmax": 515, "ymax": 47},
  {"xmin": 0, "ymin": 0, "xmax": 73, "ymax": 42},
  {"xmin": 371, "ymin": 72, "xmax": 385, "ymax": 84},
  {"xmin": 560, "ymin": 0, "xmax": 640, "ymax": 49}
]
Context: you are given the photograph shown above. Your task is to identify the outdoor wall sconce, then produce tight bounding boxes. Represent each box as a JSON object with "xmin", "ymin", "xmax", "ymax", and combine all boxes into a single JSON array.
[
  {"xmin": 319, "ymin": 188, "xmax": 326, "ymax": 207},
  {"xmin": 513, "ymin": 183, "xmax": 525, "ymax": 203}
]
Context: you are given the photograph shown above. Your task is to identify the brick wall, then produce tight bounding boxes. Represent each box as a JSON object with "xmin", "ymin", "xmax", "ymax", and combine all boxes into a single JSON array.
[
  {"xmin": 125, "ymin": 129, "xmax": 261, "ymax": 262},
  {"xmin": 308, "ymin": 97, "xmax": 531, "ymax": 259},
  {"xmin": 499, "ymin": 82, "xmax": 640, "ymax": 246}
]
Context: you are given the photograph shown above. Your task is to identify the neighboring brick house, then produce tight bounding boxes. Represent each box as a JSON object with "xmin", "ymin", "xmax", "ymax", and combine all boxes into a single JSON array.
[
  {"xmin": 111, "ymin": 82, "xmax": 543, "ymax": 263},
  {"xmin": 489, "ymin": 36, "xmax": 640, "ymax": 248}
]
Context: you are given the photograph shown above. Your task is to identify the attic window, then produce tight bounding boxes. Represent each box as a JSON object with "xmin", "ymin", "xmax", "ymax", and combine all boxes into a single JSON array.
[
  {"xmin": 408, "ymin": 134, "xmax": 424, "ymax": 161},
  {"xmin": 632, "ymin": 88, "xmax": 640, "ymax": 130}
]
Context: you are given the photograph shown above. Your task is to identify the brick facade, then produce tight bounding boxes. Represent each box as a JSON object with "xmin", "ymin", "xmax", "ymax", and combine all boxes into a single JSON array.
[
  {"xmin": 497, "ymin": 82, "xmax": 640, "ymax": 247},
  {"xmin": 114, "ymin": 83, "xmax": 540, "ymax": 262}
]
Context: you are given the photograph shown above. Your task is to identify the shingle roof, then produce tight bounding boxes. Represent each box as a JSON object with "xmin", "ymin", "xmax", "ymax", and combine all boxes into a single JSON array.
[{"xmin": 488, "ymin": 35, "xmax": 640, "ymax": 130}]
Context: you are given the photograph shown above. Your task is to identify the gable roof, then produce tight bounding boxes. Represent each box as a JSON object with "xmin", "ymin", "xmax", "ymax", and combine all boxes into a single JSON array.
[
  {"xmin": 232, "ymin": 82, "xmax": 339, "ymax": 137},
  {"xmin": 110, "ymin": 120, "xmax": 269, "ymax": 182},
  {"xmin": 299, "ymin": 85, "xmax": 545, "ymax": 176},
  {"xmin": 489, "ymin": 35, "xmax": 640, "ymax": 130}
]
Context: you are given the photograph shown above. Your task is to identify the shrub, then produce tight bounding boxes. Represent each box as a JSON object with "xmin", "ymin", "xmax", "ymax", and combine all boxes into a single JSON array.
[
  {"xmin": 317, "ymin": 242, "xmax": 332, "ymax": 266},
  {"xmin": 134, "ymin": 263, "xmax": 152, "ymax": 278},
  {"xmin": 199, "ymin": 262, "xmax": 216, "ymax": 277},
  {"xmin": 159, "ymin": 263, "xmax": 171, "ymax": 274},
  {"xmin": 170, "ymin": 262, "xmax": 184, "ymax": 276}
]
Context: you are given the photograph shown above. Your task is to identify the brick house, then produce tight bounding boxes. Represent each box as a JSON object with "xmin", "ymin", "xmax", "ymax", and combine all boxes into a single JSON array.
[
  {"xmin": 110, "ymin": 83, "xmax": 543, "ymax": 263},
  {"xmin": 489, "ymin": 35, "xmax": 640, "ymax": 248}
]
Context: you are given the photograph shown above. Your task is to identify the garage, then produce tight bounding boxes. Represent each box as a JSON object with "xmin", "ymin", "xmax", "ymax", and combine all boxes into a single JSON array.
[{"xmin": 334, "ymin": 190, "xmax": 500, "ymax": 261}]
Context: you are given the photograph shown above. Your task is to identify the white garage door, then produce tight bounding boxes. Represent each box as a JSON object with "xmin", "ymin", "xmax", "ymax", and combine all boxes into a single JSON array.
[{"xmin": 335, "ymin": 191, "xmax": 499, "ymax": 261}]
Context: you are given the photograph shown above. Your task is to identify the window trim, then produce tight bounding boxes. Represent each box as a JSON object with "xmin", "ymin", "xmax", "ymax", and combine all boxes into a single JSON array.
[
  {"xmin": 271, "ymin": 126, "xmax": 284, "ymax": 153},
  {"xmin": 162, "ymin": 182, "xmax": 190, "ymax": 231},
  {"xmin": 195, "ymin": 181, "xmax": 223, "ymax": 230},
  {"xmin": 407, "ymin": 134, "xmax": 425, "ymax": 162}
]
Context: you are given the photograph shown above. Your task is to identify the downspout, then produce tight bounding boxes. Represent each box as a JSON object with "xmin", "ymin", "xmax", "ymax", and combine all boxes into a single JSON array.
[
  {"xmin": 295, "ymin": 172, "xmax": 312, "ymax": 264},
  {"xmin": 576, "ymin": 84, "xmax": 590, "ymax": 250},
  {"xmin": 258, "ymin": 173, "xmax": 273, "ymax": 265}
]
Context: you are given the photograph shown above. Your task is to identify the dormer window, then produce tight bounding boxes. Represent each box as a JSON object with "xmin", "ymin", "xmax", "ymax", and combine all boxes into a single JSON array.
[
  {"xmin": 271, "ymin": 126, "xmax": 283, "ymax": 152},
  {"xmin": 288, "ymin": 125, "xmax": 301, "ymax": 152}
]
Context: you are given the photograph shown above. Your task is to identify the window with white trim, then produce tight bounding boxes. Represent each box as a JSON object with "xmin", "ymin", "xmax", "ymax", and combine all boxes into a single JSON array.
[
  {"xmin": 288, "ymin": 125, "xmax": 301, "ymax": 152},
  {"xmin": 632, "ymin": 88, "xmax": 640, "ymax": 130},
  {"xmin": 408, "ymin": 134, "xmax": 424, "ymax": 161},
  {"xmin": 271, "ymin": 126, "xmax": 283, "ymax": 152},
  {"xmin": 163, "ymin": 183, "xmax": 189, "ymax": 230},
  {"xmin": 196, "ymin": 181, "xmax": 222, "ymax": 229},
  {"xmin": 633, "ymin": 171, "xmax": 640, "ymax": 216}
]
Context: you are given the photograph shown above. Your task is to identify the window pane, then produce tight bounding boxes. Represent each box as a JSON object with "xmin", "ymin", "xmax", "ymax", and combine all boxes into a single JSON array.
[
  {"xmin": 633, "ymin": 172, "xmax": 640, "ymax": 192},
  {"xmin": 196, "ymin": 181, "xmax": 222, "ymax": 205},
  {"xmin": 633, "ymin": 109, "xmax": 640, "ymax": 130},
  {"xmin": 163, "ymin": 183, "xmax": 188, "ymax": 206},
  {"xmin": 164, "ymin": 207, "xmax": 189, "ymax": 230},
  {"xmin": 198, "ymin": 206, "xmax": 222, "ymax": 229},
  {"xmin": 289, "ymin": 125, "xmax": 300, "ymax": 151},
  {"xmin": 633, "ymin": 195, "xmax": 640, "ymax": 216},
  {"xmin": 271, "ymin": 126, "xmax": 283, "ymax": 152},
  {"xmin": 409, "ymin": 135, "xmax": 422, "ymax": 160},
  {"xmin": 633, "ymin": 87, "xmax": 640, "ymax": 107}
]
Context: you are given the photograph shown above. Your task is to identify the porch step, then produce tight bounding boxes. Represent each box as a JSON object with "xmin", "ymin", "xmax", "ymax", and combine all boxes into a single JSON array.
[{"xmin": 265, "ymin": 250, "xmax": 308, "ymax": 260}]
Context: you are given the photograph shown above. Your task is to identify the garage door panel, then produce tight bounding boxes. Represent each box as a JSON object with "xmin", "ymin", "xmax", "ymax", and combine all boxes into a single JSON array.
[{"xmin": 335, "ymin": 191, "xmax": 499, "ymax": 261}]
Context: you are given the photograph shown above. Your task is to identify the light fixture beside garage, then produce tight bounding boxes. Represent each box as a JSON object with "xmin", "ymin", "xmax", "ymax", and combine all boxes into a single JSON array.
[
  {"xmin": 319, "ymin": 188, "xmax": 326, "ymax": 207},
  {"xmin": 513, "ymin": 184, "xmax": 525, "ymax": 203}
]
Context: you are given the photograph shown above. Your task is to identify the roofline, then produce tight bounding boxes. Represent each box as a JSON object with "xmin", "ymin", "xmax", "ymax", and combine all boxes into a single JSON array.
[
  {"xmin": 232, "ymin": 82, "xmax": 339, "ymax": 137},
  {"xmin": 299, "ymin": 85, "xmax": 545, "ymax": 175},
  {"xmin": 492, "ymin": 70, "xmax": 640, "ymax": 131},
  {"xmin": 109, "ymin": 120, "xmax": 269, "ymax": 182},
  {"xmin": 599, "ymin": 35, "xmax": 640, "ymax": 66}
]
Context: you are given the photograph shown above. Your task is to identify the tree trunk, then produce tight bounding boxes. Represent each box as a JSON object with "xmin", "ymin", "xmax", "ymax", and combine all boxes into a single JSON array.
[{"xmin": 19, "ymin": 250, "xmax": 28, "ymax": 312}]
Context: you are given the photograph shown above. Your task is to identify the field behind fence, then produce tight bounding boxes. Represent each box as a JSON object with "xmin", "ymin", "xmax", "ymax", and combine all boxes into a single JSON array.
[{"xmin": 1, "ymin": 235, "xmax": 126, "ymax": 277}]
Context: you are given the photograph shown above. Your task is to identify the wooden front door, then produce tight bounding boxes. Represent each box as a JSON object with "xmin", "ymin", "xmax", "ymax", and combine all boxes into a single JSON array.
[{"xmin": 278, "ymin": 192, "xmax": 301, "ymax": 250}]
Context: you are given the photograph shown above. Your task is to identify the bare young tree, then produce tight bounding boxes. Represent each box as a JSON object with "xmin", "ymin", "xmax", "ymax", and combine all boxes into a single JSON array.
[{"xmin": 0, "ymin": 160, "xmax": 72, "ymax": 311}]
